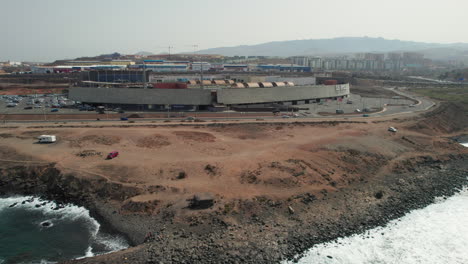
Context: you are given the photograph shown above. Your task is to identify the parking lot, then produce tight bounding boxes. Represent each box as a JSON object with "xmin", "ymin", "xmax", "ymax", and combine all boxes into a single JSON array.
[
  {"xmin": 295, "ymin": 93, "xmax": 417, "ymax": 117},
  {"xmin": 0, "ymin": 87, "xmax": 433, "ymax": 122},
  {"xmin": 0, "ymin": 94, "xmax": 84, "ymax": 115}
]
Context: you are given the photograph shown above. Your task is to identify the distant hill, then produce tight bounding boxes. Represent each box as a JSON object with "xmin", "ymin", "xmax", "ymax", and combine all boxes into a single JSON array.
[
  {"xmin": 198, "ymin": 37, "xmax": 468, "ymax": 61},
  {"xmin": 135, "ymin": 51, "xmax": 155, "ymax": 56}
]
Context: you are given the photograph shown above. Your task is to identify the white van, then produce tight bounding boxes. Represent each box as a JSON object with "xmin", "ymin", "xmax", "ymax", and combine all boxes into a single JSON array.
[{"xmin": 38, "ymin": 135, "xmax": 57, "ymax": 143}]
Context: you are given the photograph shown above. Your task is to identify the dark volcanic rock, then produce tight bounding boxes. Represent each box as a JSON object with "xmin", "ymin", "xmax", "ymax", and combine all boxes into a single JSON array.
[
  {"xmin": 1, "ymin": 153, "xmax": 467, "ymax": 264},
  {"xmin": 375, "ymin": 190, "xmax": 384, "ymax": 199},
  {"xmin": 187, "ymin": 193, "xmax": 215, "ymax": 209},
  {"xmin": 41, "ymin": 221, "xmax": 52, "ymax": 227}
]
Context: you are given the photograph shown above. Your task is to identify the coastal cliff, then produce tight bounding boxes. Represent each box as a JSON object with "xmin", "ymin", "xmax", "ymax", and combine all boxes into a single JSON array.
[{"xmin": 0, "ymin": 103, "xmax": 467, "ymax": 263}]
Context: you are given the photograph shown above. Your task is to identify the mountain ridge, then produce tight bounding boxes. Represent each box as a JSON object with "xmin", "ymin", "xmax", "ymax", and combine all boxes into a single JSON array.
[{"xmin": 197, "ymin": 37, "xmax": 468, "ymax": 60}]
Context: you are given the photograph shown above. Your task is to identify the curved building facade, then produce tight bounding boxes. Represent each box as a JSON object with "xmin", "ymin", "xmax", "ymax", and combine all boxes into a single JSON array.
[{"xmin": 69, "ymin": 84, "xmax": 350, "ymax": 107}]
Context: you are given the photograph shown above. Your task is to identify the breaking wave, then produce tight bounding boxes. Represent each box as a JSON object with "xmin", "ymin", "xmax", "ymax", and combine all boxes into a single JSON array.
[
  {"xmin": 0, "ymin": 196, "xmax": 128, "ymax": 263},
  {"xmin": 288, "ymin": 187, "xmax": 468, "ymax": 264},
  {"xmin": 287, "ymin": 142, "xmax": 468, "ymax": 264}
]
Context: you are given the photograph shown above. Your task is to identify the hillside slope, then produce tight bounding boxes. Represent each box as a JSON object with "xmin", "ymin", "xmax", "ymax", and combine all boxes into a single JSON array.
[{"xmin": 198, "ymin": 37, "xmax": 468, "ymax": 59}]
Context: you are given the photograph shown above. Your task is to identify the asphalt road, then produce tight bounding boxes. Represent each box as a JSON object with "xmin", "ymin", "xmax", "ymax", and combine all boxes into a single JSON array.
[{"xmin": 0, "ymin": 88, "xmax": 434, "ymax": 123}]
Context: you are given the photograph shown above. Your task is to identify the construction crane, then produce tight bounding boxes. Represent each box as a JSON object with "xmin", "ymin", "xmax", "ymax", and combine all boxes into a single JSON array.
[
  {"xmin": 186, "ymin": 44, "xmax": 204, "ymax": 89},
  {"xmin": 187, "ymin": 44, "xmax": 198, "ymax": 56},
  {"xmin": 156, "ymin": 46, "xmax": 174, "ymax": 59}
]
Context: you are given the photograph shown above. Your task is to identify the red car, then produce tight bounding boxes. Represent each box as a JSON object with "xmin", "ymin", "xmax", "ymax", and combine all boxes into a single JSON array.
[{"xmin": 107, "ymin": 151, "xmax": 119, "ymax": 159}]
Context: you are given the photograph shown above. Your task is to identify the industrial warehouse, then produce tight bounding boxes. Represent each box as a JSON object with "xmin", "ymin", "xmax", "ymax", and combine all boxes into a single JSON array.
[{"xmin": 68, "ymin": 73, "xmax": 350, "ymax": 111}]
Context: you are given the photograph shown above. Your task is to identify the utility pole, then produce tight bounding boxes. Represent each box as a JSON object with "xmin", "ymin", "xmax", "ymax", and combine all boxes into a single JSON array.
[
  {"xmin": 200, "ymin": 62, "xmax": 204, "ymax": 89},
  {"xmin": 142, "ymin": 60, "xmax": 147, "ymax": 89},
  {"xmin": 168, "ymin": 46, "xmax": 174, "ymax": 59},
  {"xmin": 193, "ymin": 45, "xmax": 204, "ymax": 89},
  {"xmin": 156, "ymin": 46, "xmax": 174, "ymax": 60},
  {"xmin": 43, "ymin": 105, "xmax": 46, "ymax": 121},
  {"xmin": 189, "ymin": 44, "xmax": 198, "ymax": 64},
  {"xmin": 191, "ymin": 45, "xmax": 198, "ymax": 56}
]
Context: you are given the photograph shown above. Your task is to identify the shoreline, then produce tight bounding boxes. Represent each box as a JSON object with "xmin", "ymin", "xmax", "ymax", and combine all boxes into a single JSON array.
[
  {"xmin": 0, "ymin": 154, "xmax": 467, "ymax": 263},
  {"xmin": 284, "ymin": 155, "xmax": 468, "ymax": 262},
  {"xmin": 0, "ymin": 102, "xmax": 467, "ymax": 263}
]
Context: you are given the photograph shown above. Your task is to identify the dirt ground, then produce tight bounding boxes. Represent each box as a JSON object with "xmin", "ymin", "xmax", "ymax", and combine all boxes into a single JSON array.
[
  {"xmin": 1, "ymin": 104, "xmax": 466, "ymax": 207},
  {"xmin": 0, "ymin": 112, "xmax": 274, "ymax": 121},
  {"xmin": 1, "ymin": 102, "xmax": 467, "ymax": 264},
  {"xmin": 0, "ymin": 83, "xmax": 67, "ymax": 95}
]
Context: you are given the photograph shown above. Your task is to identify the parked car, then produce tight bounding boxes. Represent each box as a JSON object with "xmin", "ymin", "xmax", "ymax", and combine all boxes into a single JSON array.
[
  {"xmin": 388, "ymin": 127, "xmax": 398, "ymax": 132},
  {"xmin": 120, "ymin": 117, "xmax": 128, "ymax": 121},
  {"xmin": 355, "ymin": 109, "xmax": 362, "ymax": 113},
  {"xmin": 97, "ymin": 106, "xmax": 105, "ymax": 114},
  {"xmin": 363, "ymin": 114, "xmax": 370, "ymax": 117},
  {"xmin": 281, "ymin": 115, "xmax": 290, "ymax": 118},
  {"xmin": 51, "ymin": 108, "xmax": 59, "ymax": 112},
  {"xmin": 24, "ymin": 106, "xmax": 33, "ymax": 110},
  {"xmin": 186, "ymin": 116, "xmax": 195, "ymax": 121},
  {"xmin": 106, "ymin": 151, "xmax": 119, "ymax": 159},
  {"xmin": 409, "ymin": 104, "xmax": 416, "ymax": 107},
  {"xmin": 346, "ymin": 100, "xmax": 353, "ymax": 104}
]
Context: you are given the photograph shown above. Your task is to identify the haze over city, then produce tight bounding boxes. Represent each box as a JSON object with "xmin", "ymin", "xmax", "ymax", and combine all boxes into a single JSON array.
[
  {"xmin": 1, "ymin": 0, "xmax": 468, "ymax": 61},
  {"xmin": 1, "ymin": 0, "xmax": 468, "ymax": 263}
]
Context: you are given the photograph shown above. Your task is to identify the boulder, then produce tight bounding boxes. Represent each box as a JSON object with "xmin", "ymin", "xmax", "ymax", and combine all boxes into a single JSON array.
[{"xmin": 187, "ymin": 193, "xmax": 214, "ymax": 209}]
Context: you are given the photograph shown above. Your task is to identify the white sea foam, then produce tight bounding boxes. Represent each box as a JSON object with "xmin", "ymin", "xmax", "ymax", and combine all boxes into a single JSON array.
[
  {"xmin": 38, "ymin": 260, "xmax": 57, "ymax": 264},
  {"xmin": 0, "ymin": 196, "xmax": 100, "ymax": 236},
  {"xmin": 287, "ymin": 187, "xmax": 468, "ymax": 264},
  {"xmin": 95, "ymin": 232, "xmax": 130, "ymax": 253},
  {"xmin": 0, "ymin": 196, "xmax": 129, "ymax": 261},
  {"xmin": 85, "ymin": 246, "xmax": 94, "ymax": 257},
  {"xmin": 17, "ymin": 260, "xmax": 57, "ymax": 264},
  {"xmin": 461, "ymin": 142, "xmax": 468, "ymax": 147}
]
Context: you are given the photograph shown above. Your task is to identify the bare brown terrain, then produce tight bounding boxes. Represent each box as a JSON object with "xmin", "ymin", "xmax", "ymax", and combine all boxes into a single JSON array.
[
  {"xmin": 0, "ymin": 83, "xmax": 67, "ymax": 95},
  {"xmin": 0, "ymin": 102, "xmax": 467, "ymax": 263}
]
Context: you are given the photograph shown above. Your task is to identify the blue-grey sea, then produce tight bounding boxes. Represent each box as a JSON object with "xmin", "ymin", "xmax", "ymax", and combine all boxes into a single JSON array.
[
  {"xmin": 0, "ymin": 196, "xmax": 128, "ymax": 264},
  {"xmin": 2, "ymin": 143, "xmax": 467, "ymax": 264}
]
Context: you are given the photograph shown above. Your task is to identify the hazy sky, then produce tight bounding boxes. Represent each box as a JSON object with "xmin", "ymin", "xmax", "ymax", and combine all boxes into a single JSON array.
[{"xmin": 1, "ymin": 0, "xmax": 467, "ymax": 62}]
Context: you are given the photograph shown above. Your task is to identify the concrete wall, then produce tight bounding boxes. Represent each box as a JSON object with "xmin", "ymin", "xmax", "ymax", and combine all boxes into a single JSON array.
[
  {"xmin": 69, "ymin": 84, "xmax": 350, "ymax": 106},
  {"xmin": 217, "ymin": 84, "xmax": 349, "ymax": 105},
  {"xmin": 148, "ymin": 74, "xmax": 224, "ymax": 83},
  {"xmin": 264, "ymin": 76, "xmax": 316, "ymax": 86},
  {"xmin": 69, "ymin": 87, "xmax": 213, "ymax": 105}
]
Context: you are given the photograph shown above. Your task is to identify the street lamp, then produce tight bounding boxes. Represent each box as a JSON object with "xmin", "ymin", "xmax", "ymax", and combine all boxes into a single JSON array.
[{"xmin": 142, "ymin": 61, "xmax": 146, "ymax": 89}]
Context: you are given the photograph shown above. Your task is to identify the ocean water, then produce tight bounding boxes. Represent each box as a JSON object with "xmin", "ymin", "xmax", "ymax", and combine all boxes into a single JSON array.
[
  {"xmin": 289, "ymin": 188, "xmax": 468, "ymax": 264},
  {"xmin": 0, "ymin": 196, "xmax": 129, "ymax": 264},
  {"xmin": 288, "ymin": 142, "xmax": 468, "ymax": 264}
]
